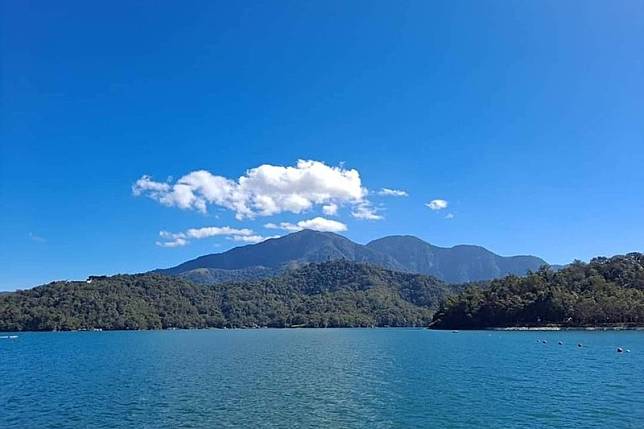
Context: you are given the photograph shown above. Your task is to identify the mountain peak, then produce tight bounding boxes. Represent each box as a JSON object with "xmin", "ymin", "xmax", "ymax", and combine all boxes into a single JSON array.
[
  {"xmin": 158, "ymin": 230, "xmax": 403, "ymax": 276},
  {"xmin": 277, "ymin": 229, "xmax": 345, "ymax": 242},
  {"xmin": 367, "ymin": 235, "xmax": 432, "ymax": 247}
]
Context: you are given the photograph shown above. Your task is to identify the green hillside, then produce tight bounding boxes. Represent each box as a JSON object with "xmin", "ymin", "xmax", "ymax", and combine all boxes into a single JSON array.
[
  {"xmin": 0, "ymin": 261, "xmax": 454, "ymax": 331},
  {"xmin": 431, "ymin": 253, "xmax": 644, "ymax": 329}
]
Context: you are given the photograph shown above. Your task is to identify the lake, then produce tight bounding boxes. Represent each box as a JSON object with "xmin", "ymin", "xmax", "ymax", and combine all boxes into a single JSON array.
[{"xmin": 1, "ymin": 329, "xmax": 643, "ymax": 428}]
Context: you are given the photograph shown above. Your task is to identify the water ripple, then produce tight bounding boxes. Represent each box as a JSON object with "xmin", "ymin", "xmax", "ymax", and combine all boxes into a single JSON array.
[{"xmin": 1, "ymin": 329, "xmax": 643, "ymax": 428}]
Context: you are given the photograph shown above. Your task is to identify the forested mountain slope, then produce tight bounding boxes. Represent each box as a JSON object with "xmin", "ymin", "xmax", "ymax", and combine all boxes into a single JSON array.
[
  {"xmin": 430, "ymin": 253, "xmax": 644, "ymax": 329},
  {"xmin": 0, "ymin": 261, "xmax": 456, "ymax": 331}
]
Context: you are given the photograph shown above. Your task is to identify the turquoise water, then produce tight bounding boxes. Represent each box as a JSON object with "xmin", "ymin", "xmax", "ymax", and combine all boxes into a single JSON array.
[{"xmin": 1, "ymin": 329, "xmax": 643, "ymax": 428}]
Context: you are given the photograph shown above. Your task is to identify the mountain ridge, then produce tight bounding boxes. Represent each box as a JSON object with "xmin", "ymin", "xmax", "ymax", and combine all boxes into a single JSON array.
[{"xmin": 158, "ymin": 230, "xmax": 548, "ymax": 284}]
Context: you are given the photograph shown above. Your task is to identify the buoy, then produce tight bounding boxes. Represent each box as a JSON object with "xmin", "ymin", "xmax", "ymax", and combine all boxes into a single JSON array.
[
  {"xmin": 577, "ymin": 343, "xmax": 582, "ymax": 347},
  {"xmin": 617, "ymin": 347, "xmax": 624, "ymax": 353},
  {"xmin": 542, "ymin": 340, "xmax": 547, "ymax": 344},
  {"xmin": 626, "ymin": 349, "xmax": 631, "ymax": 353},
  {"xmin": 558, "ymin": 341, "xmax": 563, "ymax": 345}
]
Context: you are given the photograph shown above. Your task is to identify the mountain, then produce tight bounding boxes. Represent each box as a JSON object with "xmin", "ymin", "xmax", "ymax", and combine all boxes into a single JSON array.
[
  {"xmin": 159, "ymin": 230, "xmax": 548, "ymax": 284},
  {"xmin": 366, "ymin": 235, "xmax": 548, "ymax": 283},
  {"xmin": 430, "ymin": 252, "xmax": 644, "ymax": 329},
  {"xmin": 0, "ymin": 261, "xmax": 455, "ymax": 331},
  {"xmin": 158, "ymin": 230, "xmax": 405, "ymax": 282}
]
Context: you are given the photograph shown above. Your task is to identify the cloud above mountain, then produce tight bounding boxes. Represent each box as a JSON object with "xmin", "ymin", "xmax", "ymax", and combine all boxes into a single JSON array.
[
  {"xmin": 231, "ymin": 234, "xmax": 280, "ymax": 244},
  {"xmin": 351, "ymin": 202, "xmax": 383, "ymax": 220},
  {"xmin": 133, "ymin": 160, "xmax": 382, "ymax": 220},
  {"xmin": 156, "ymin": 226, "xmax": 275, "ymax": 247},
  {"xmin": 265, "ymin": 216, "xmax": 347, "ymax": 233}
]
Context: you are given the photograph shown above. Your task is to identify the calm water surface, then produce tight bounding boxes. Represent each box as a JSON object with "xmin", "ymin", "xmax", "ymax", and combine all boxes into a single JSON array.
[{"xmin": 1, "ymin": 329, "xmax": 643, "ymax": 428}]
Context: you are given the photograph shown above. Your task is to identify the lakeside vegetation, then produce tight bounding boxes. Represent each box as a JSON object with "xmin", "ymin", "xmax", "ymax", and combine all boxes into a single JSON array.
[
  {"xmin": 3, "ymin": 253, "xmax": 643, "ymax": 332},
  {"xmin": 431, "ymin": 253, "xmax": 644, "ymax": 329},
  {"xmin": 0, "ymin": 261, "xmax": 454, "ymax": 331}
]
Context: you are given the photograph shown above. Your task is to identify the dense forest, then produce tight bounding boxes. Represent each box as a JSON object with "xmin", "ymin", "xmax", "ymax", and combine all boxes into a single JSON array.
[
  {"xmin": 4, "ymin": 253, "xmax": 643, "ymax": 332},
  {"xmin": 431, "ymin": 253, "xmax": 644, "ymax": 329},
  {"xmin": 0, "ymin": 261, "xmax": 455, "ymax": 331}
]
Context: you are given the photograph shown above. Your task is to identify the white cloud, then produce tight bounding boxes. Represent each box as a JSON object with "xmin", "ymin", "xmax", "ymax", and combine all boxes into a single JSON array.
[
  {"xmin": 155, "ymin": 237, "xmax": 188, "ymax": 248},
  {"xmin": 185, "ymin": 226, "xmax": 253, "ymax": 239},
  {"xmin": 133, "ymin": 160, "xmax": 371, "ymax": 220},
  {"xmin": 378, "ymin": 188, "xmax": 408, "ymax": 197},
  {"xmin": 351, "ymin": 202, "xmax": 383, "ymax": 220},
  {"xmin": 264, "ymin": 222, "xmax": 301, "ymax": 232},
  {"xmin": 156, "ymin": 226, "xmax": 257, "ymax": 248},
  {"xmin": 159, "ymin": 230, "xmax": 185, "ymax": 240},
  {"xmin": 231, "ymin": 234, "xmax": 280, "ymax": 244},
  {"xmin": 265, "ymin": 216, "xmax": 348, "ymax": 233},
  {"xmin": 426, "ymin": 199, "xmax": 448, "ymax": 210},
  {"xmin": 132, "ymin": 176, "xmax": 170, "ymax": 195},
  {"xmin": 322, "ymin": 203, "xmax": 338, "ymax": 216},
  {"xmin": 298, "ymin": 217, "xmax": 348, "ymax": 232},
  {"xmin": 445, "ymin": 213, "xmax": 455, "ymax": 219}
]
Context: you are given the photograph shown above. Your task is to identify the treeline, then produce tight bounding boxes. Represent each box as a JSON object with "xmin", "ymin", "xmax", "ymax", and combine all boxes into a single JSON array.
[
  {"xmin": 431, "ymin": 253, "xmax": 644, "ymax": 329},
  {"xmin": 6, "ymin": 254, "xmax": 642, "ymax": 332},
  {"xmin": 0, "ymin": 261, "xmax": 455, "ymax": 331}
]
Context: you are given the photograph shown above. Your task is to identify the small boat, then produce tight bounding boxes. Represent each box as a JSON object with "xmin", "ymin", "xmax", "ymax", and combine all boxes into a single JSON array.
[{"xmin": 617, "ymin": 347, "xmax": 624, "ymax": 353}]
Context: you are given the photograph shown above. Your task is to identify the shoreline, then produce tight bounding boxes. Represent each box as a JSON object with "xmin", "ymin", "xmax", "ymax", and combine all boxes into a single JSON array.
[
  {"xmin": 428, "ymin": 326, "xmax": 644, "ymax": 331},
  {"xmin": 4, "ymin": 325, "xmax": 644, "ymax": 334},
  {"xmin": 491, "ymin": 326, "xmax": 644, "ymax": 331}
]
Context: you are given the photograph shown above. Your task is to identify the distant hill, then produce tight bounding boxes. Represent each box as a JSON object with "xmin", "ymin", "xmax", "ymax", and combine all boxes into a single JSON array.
[
  {"xmin": 159, "ymin": 230, "xmax": 548, "ymax": 284},
  {"xmin": 0, "ymin": 261, "xmax": 455, "ymax": 331},
  {"xmin": 366, "ymin": 235, "xmax": 547, "ymax": 283},
  {"xmin": 430, "ymin": 253, "xmax": 644, "ymax": 329}
]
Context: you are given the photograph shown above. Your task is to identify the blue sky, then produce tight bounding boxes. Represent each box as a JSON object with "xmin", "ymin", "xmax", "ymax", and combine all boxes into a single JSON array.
[{"xmin": 1, "ymin": 1, "xmax": 643, "ymax": 290}]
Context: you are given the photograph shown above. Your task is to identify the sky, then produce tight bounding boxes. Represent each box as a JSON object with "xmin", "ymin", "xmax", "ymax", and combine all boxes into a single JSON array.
[{"xmin": 1, "ymin": 1, "xmax": 643, "ymax": 290}]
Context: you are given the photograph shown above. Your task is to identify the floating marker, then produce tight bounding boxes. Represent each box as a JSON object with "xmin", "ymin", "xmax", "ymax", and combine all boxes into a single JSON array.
[
  {"xmin": 617, "ymin": 347, "xmax": 624, "ymax": 353},
  {"xmin": 558, "ymin": 341, "xmax": 563, "ymax": 345}
]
